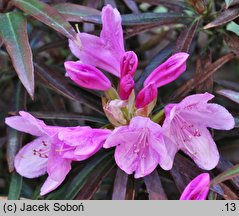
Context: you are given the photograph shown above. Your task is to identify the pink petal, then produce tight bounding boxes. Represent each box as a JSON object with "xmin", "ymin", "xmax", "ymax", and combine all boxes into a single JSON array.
[
  {"xmin": 14, "ymin": 136, "xmax": 49, "ymax": 178},
  {"xmin": 181, "ymin": 127, "xmax": 220, "ymax": 170},
  {"xmin": 120, "ymin": 51, "xmax": 138, "ymax": 77},
  {"xmin": 69, "ymin": 33, "xmax": 121, "ymax": 77},
  {"xmin": 114, "ymin": 144, "xmax": 139, "ymax": 175},
  {"xmin": 64, "ymin": 61, "xmax": 111, "ymax": 90},
  {"xmin": 180, "ymin": 173, "xmax": 210, "ymax": 200},
  {"xmin": 100, "ymin": 5, "xmax": 124, "ymax": 56},
  {"xmin": 47, "ymin": 142, "xmax": 72, "ymax": 182},
  {"xmin": 59, "ymin": 127, "xmax": 111, "ymax": 160},
  {"xmin": 40, "ymin": 176, "xmax": 64, "ymax": 196},
  {"xmin": 144, "ymin": 52, "xmax": 189, "ymax": 88},
  {"xmin": 119, "ymin": 74, "xmax": 135, "ymax": 100},
  {"xmin": 182, "ymin": 103, "xmax": 235, "ymax": 130},
  {"xmin": 134, "ymin": 145, "xmax": 159, "ymax": 178},
  {"xmin": 135, "ymin": 83, "xmax": 157, "ymax": 108},
  {"xmin": 5, "ymin": 111, "xmax": 47, "ymax": 136}
]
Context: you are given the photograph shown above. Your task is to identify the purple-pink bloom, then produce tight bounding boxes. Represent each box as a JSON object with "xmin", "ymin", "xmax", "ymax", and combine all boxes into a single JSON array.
[
  {"xmin": 103, "ymin": 116, "xmax": 173, "ymax": 178},
  {"xmin": 136, "ymin": 53, "xmax": 189, "ymax": 108},
  {"xmin": 5, "ymin": 111, "xmax": 111, "ymax": 195},
  {"xmin": 180, "ymin": 173, "xmax": 210, "ymax": 200},
  {"xmin": 69, "ymin": 5, "xmax": 124, "ymax": 77},
  {"xmin": 64, "ymin": 61, "xmax": 111, "ymax": 90},
  {"xmin": 163, "ymin": 93, "xmax": 235, "ymax": 170}
]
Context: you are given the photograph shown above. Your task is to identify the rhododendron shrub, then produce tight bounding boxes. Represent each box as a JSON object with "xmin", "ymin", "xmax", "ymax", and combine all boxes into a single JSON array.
[{"xmin": 1, "ymin": 0, "xmax": 239, "ymax": 200}]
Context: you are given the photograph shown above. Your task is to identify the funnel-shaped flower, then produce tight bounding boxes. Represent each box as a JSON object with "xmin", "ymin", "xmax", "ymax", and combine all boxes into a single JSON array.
[
  {"xmin": 69, "ymin": 5, "xmax": 124, "ymax": 77},
  {"xmin": 5, "ymin": 111, "xmax": 111, "ymax": 195},
  {"xmin": 163, "ymin": 93, "xmax": 235, "ymax": 170},
  {"xmin": 104, "ymin": 116, "xmax": 173, "ymax": 178},
  {"xmin": 64, "ymin": 61, "xmax": 111, "ymax": 90},
  {"xmin": 180, "ymin": 173, "xmax": 210, "ymax": 200},
  {"xmin": 136, "ymin": 53, "xmax": 189, "ymax": 108}
]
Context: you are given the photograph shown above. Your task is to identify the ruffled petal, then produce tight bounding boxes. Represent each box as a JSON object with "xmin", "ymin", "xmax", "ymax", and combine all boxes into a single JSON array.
[
  {"xmin": 14, "ymin": 136, "xmax": 49, "ymax": 178},
  {"xmin": 64, "ymin": 61, "xmax": 111, "ymax": 90},
  {"xmin": 5, "ymin": 111, "xmax": 47, "ymax": 136}
]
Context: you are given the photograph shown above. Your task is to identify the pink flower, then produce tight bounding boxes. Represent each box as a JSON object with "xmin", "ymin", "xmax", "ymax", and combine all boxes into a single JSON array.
[
  {"xmin": 68, "ymin": 5, "xmax": 124, "ymax": 77},
  {"xmin": 64, "ymin": 61, "xmax": 111, "ymax": 90},
  {"xmin": 180, "ymin": 173, "xmax": 210, "ymax": 200},
  {"xmin": 136, "ymin": 52, "xmax": 189, "ymax": 108},
  {"xmin": 103, "ymin": 116, "xmax": 173, "ymax": 178},
  {"xmin": 163, "ymin": 93, "xmax": 235, "ymax": 170},
  {"xmin": 5, "ymin": 111, "xmax": 111, "ymax": 195}
]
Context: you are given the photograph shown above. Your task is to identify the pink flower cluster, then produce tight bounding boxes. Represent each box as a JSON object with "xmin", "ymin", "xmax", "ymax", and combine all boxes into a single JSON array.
[{"xmin": 5, "ymin": 5, "xmax": 235, "ymax": 198}]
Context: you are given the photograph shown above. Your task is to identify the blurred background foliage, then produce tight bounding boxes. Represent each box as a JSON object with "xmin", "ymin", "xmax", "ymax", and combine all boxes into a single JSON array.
[{"xmin": 1, "ymin": 0, "xmax": 239, "ymax": 200}]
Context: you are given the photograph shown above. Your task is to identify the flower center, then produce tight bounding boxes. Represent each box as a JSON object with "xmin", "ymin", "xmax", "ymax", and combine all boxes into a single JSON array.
[{"xmin": 32, "ymin": 140, "xmax": 49, "ymax": 158}]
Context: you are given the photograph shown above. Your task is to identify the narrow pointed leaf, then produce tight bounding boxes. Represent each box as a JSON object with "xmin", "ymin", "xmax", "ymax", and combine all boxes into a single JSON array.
[
  {"xmin": 53, "ymin": 3, "xmax": 101, "ymax": 23},
  {"xmin": 76, "ymin": 158, "xmax": 115, "ymax": 199},
  {"xmin": 112, "ymin": 168, "xmax": 128, "ymax": 200},
  {"xmin": 217, "ymin": 89, "xmax": 239, "ymax": 104},
  {"xmin": 211, "ymin": 164, "xmax": 239, "ymax": 186},
  {"xmin": 224, "ymin": 32, "xmax": 239, "ymax": 56},
  {"xmin": 174, "ymin": 19, "xmax": 199, "ymax": 53},
  {"xmin": 144, "ymin": 170, "xmax": 167, "ymax": 200},
  {"xmin": 204, "ymin": 6, "xmax": 239, "ymax": 29},
  {"xmin": 0, "ymin": 12, "xmax": 34, "ymax": 97},
  {"xmin": 12, "ymin": 0, "xmax": 77, "ymax": 41},
  {"xmin": 46, "ymin": 151, "xmax": 114, "ymax": 200},
  {"xmin": 34, "ymin": 61, "xmax": 103, "ymax": 114}
]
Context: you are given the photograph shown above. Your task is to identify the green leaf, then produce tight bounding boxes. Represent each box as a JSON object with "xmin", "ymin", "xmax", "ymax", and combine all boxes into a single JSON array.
[
  {"xmin": 46, "ymin": 151, "xmax": 114, "ymax": 200},
  {"xmin": 0, "ymin": 12, "xmax": 34, "ymax": 98},
  {"xmin": 53, "ymin": 3, "xmax": 101, "ymax": 23},
  {"xmin": 210, "ymin": 164, "xmax": 239, "ymax": 186},
  {"xmin": 7, "ymin": 81, "xmax": 26, "ymax": 200},
  {"xmin": 12, "ymin": 0, "xmax": 77, "ymax": 41},
  {"xmin": 8, "ymin": 172, "xmax": 23, "ymax": 200},
  {"xmin": 54, "ymin": 3, "xmax": 192, "ymax": 26},
  {"xmin": 226, "ymin": 21, "xmax": 239, "ymax": 36}
]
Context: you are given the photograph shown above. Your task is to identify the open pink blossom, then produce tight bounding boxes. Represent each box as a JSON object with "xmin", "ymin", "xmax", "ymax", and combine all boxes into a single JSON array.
[
  {"xmin": 180, "ymin": 173, "xmax": 210, "ymax": 200},
  {"xmin": 64, "ymin": 61, "xmax": 111, "ymax": 90},
  {"xmin": 5, "ymin": 111, "xmax": 111, "ymax": 195},
  {"xmin": 136, "ymin": 52, "xmax": 189, "ymax": 108},
  {"xmin": 163, "ymin": 93, "xmax": 235, "ymax": 170},
  {"xmin": 68, "ymin": 5, "xmax": 124, "ymax": 77},
  {"xmin": 104, "ymin": 116, "xmax": 173, "ymax": 178}
]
